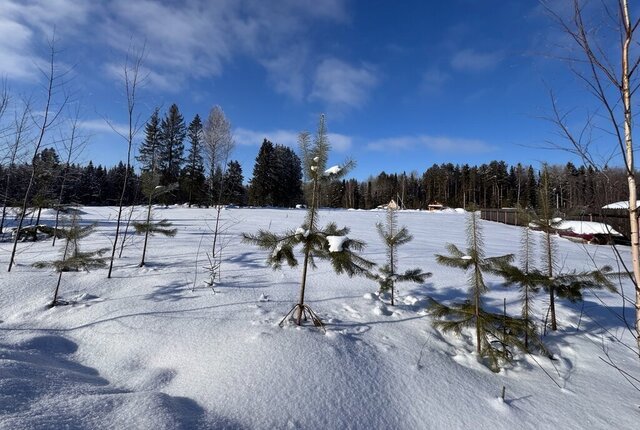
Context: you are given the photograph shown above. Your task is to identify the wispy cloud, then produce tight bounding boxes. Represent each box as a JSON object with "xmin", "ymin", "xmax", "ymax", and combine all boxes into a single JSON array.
[
  {"xmin": 0, "ymin": 0, "xmax": 352, "ymax": 100},
  {"xmin": 367, "ymin": 135, "xmax": 496, "ymax": 153},
  {"xmin": 79, "ymin": 118, "xmax": 129, "ymax": 137},
  {"xmin": 451, "ymin": 49, "xmax": 503, "ymax": 72},
  {"xmin": 0, "ymin": 0, "xmax": 91, "ymax": 80},
  {"xmin": 421, "ymin": 67, "xmax": 450, "ymax": 94},
  {"xmin": 235, "ymin": 127, "xmax": 352, "ymax": 152},
  {"xmin": 310, "ymin": 58, "xmax": 379, "ymax": 109}
]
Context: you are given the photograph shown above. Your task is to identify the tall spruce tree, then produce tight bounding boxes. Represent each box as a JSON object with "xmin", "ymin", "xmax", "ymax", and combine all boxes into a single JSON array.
[
  {"xmin": 243, "ymin": 114, "xmax": 374, "ymax": 328},
  {"xmin": 222, "ymin": 160, "xmax": 244, "ymax": 205},
  {"xmin": 249, "ymin": 139, "xmax": 276, "ymax": 206},
  {"xmin": 184, "ymin": 114, "xmax": 206, "ymax": 206},
  {"xmin": 273, "ymin": 144, "xmax": 303, "ymax": 207},
  {"xmin": 159, "ymin": 104, "xmax": 186, "ymax": 186},
  {"xmin": 137, "ymin": 108, "xmax": 162, "ymax": 172}
]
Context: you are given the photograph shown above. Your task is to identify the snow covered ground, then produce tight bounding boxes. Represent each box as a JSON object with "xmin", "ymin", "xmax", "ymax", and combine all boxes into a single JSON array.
[{"xmin": 0, "ymin": 207, "xmax": 638, "ymax": 429}]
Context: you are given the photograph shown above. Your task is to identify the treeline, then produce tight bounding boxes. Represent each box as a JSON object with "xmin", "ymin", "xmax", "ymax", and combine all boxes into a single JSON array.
[
  {"xmin": 1, "ymin": 144, "xmax": 630, "ymax": 213},
  {"xmin": 332, "ymin": 161, "xmax": 630, "ymax": 211}
]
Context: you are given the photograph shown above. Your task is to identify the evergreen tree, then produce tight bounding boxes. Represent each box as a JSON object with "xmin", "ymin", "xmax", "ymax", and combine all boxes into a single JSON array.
[
  {"xmin": 368, "ymin": 206, "xmax": 431, "ymax": 305},
  {"xmin": 159, "ymin": 104, "xmax": 186, "ymax": 186},
  {"xmin": 33, "ymin": 209, "xmax": 108, "ymax": 307},
  {"xmin": 248, "ymin": 139, "xmax": 276, "ymax": 206},
  {"xmin": 427, "ymin": 211, "xmax": 535, "ymax": 371},
  {"xmin": 243, "ymin": 114, "xmax": 374, "ymax": 328},
  {"xmin": 222, "ymin": 160, "xmax": 245, "ymax": 205},
  {"xmin": 136, "ymin": 108, "xmax": 162, "ymax": 172},
  {"xmin": 183, "ymin": 114, "xmax": 206, "ymax": 206}
]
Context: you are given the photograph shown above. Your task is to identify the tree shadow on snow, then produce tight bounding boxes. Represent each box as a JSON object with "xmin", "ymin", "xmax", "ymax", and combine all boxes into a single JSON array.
[{"xmin": 144, "ymin": 280, "xmax": 198, "ymax": 303}]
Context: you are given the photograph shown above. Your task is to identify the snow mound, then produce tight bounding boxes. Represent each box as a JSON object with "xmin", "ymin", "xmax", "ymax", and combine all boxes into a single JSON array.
[{"xmin": 556, "ymin": 220, "xmax": 622, "ymax": 236}]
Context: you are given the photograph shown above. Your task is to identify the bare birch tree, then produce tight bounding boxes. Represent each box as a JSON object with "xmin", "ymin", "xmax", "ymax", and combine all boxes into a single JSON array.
[
  {"xmin": 52, "ymin": 104, "xmax": 88, "ymax": 246},
  {"xmin": 8, "ymin": 36, "xmax": 69, "ymax": 272},
  {"xmin": 106, "ymin": 44, "xmax": 146, "ymax": 279},
  {"xmin": 0, "ymin": 98, "xmax": 32, "ymax": 235},
  {"xmin": 202, "ymin": 105, "xmax": 234, "ymax": 284},
  {"xmin": 544, "ymin": 0, "xmax": 640, "ymax": 354}
]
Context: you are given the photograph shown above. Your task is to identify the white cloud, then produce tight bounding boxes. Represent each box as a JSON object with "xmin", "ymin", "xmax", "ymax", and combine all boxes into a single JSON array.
[
  {"xmin": 234, "ymin": 128, "xmax": 299, "ymax": 148},
  {"xmin": 310, "ymin": 58, "xmax": 379, "ymax": 109},
  {"xmin": 367, "ymin": 135, "xmax": 496, "ymax": 153},
  {"xmin": 451, "ymin": 49, "xmax": 502, "ymax": 72},
  {"xmin": 235, "ymin": 127, "xmax": 352, "ymax": 152},
  {"xmin": 0, "ymin": 0, "xmax": 92, "ymax": 81},
  {"xmin": 79, "ymin": 118, "xmax": 129, "ymax": 137},
  {"xmin": 101, "ymin": 0, "xmax": 350, "ymax": 95},
  {"xmin": 0, "ymin": 0, "xmax": 352, "ymax": 99}
]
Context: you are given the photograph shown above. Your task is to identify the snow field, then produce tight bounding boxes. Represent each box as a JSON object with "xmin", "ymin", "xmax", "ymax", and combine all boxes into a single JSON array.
[{"xmin": 0, "ymin": 207, "xmax": 638, "ymax": 429}]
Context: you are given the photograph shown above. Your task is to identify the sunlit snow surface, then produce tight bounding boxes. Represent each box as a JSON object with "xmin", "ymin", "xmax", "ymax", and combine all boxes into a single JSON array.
[{"xmin": 0, "ymin": 207, "xmax": 638, "ymax": 429}]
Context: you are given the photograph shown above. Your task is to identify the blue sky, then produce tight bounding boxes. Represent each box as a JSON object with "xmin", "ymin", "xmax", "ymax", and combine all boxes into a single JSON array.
[{"xmin": 0, "ymin": 0, "xmax": 621, "ymax": 180}]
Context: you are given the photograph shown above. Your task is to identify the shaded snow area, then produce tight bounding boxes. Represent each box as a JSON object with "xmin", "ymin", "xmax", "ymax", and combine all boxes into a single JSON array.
[{"xmin": 1, "ymin": 207, "xmax": 639, "ymax": 429}]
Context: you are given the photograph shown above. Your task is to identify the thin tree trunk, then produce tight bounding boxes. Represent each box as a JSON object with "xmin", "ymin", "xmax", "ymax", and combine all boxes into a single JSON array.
[
  {"xmin": 107, "ymin": 46, "xmax": 144, "ymax": 279},
  {"xmin": 139, "ymin": 194, "xmax": 153, "ymax": 267},
  {"xmin": 296, "ymin": 176, "xmax": 318, "ymax": 325},
  {"xmin": 620, "ymin": 0, "xmax": 640, "ymax": 355},
  {"xmin": 8, "ymin": 41, "xmax": 64, "ymax": 272}
]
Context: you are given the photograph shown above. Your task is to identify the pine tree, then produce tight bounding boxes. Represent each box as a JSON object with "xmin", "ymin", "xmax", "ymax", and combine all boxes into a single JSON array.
[
  {"xmin": 222, "ymin": 160, "xmax": 245, "ymax": 205},
  {"xmin": 427, "ymin": 211, "xmax": 534, "ymax": 371},
  {"xmin": 33, "ymin": 209, "xmax": 108, "ymax": 307},
  {"xmin": 184, "ymin": 114, "xmax": 206, "ymax": 206},
  {"xmin": 159, "ymin": 104, "xmax": 186, "ymax": 187},
  {"xmin": 368, "ymin": 206, "xmax": 431, "ymax": 305},
  {"xmin": 243, "ymin": 114, "xmax": 374, "ymax": 328},
  {"xmin": 136, "ymin": 108, "xmax": 162, "ymax": 173},
  {"xmin": 492, "ymin": 217, "xmax": 548, "ymax": 353}
]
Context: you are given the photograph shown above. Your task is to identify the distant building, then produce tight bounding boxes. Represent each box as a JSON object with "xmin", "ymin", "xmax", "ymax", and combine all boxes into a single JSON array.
[{"xmin": 427, "ymin": 202, "xmax": 444, "ymax": 211}]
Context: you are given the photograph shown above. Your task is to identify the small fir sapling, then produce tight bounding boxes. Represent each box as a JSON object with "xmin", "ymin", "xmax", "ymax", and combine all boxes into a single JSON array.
[
  {"xmin": 368, "ymin": 205, "xmax": 431, "ymax": 305},
  {"xmin": 133, "ymin": 171, "xmax": 178, "ymax": 267},
  {"xmin": 243, "ymin": 114, "xmax": 374, "ymax": 328},
  {"xmin": 33, "ymin": 209, "xmax": 108, "ymax": 307},
  {"xmin": 492, "ymin": 215, "xmax": 548, "ymax": 353},
  {"xmin": 530, "ymin": 166, "xmax": 616, "ymax": 332},
  {"xmin": 427, "ymin": 210, "xmax": 536, "ymax": 372}
]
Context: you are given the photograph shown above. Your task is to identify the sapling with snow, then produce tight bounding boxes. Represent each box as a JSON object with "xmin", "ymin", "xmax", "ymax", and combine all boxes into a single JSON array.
[
  {"xmin": 368, "ymin": 205, "xmax": 431, "ymax": 305},
  {"xmin": 133, "ymin": 171, "xmax": 178, "ymax": 267},
  {"xmin": 243, "ymin": 114, "xmax": 374, "ymax": 328},
  {"xmin": 427, "ymin": 210, "xmax": 536, "ymax": 371},
  {"xmin": 33, "ymin": 209, "xmax": 107, "ymax": 307}
]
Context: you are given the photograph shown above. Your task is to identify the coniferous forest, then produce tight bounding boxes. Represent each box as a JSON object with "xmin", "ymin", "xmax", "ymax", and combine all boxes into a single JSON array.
[{"xmin": 0, "ymin": 137, "xmax": 630, "ymax": 212}]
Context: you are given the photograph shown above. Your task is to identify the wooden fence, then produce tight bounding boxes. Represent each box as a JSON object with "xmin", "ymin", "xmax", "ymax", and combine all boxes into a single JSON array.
[{"xmin": 480, "ymin": 208, "xmax": 633, "ymax": 241}]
